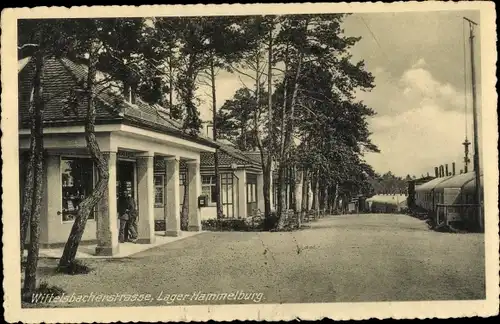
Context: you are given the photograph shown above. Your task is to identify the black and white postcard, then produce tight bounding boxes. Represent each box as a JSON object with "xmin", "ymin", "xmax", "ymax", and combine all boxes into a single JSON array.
[{"xmin": 2, "ymin": 2, "xmax": 498, "ymax": 322}]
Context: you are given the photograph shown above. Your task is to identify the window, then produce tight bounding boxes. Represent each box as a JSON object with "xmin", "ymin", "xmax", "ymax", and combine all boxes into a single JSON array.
[
  {"xmin": 247, "ymin": 175, "xmax": 257, "ymax": 204},
  {"xmin": 154, "ymin": 175, "xmax": 164, "ymax": 207},
  {"xmin": 200, "ymin": 174, "xmax": 234, "ymax": 216},
  {"xmin": 61, "ymin": 157, "xmax": 95, "ymax": 222},
  {"xmin": 202, "ymin": 175, "xmax": 217, "ymax": 203},
  {"xmin": 247, "ymin": 183, "xmax": 257, "ymax": 203}
]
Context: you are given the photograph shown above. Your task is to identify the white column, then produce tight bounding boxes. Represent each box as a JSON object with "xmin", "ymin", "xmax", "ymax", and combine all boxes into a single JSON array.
[
  {"xmin": 257, "ymin": 172, "xmax": 265, "ymax": 212},
  {"xmin": 136, "ymin": 153, "xmax": 155, "ymax": 244},
  {"xmin": 235, "ymin": 169, "xmax": 247, "ymax": 218},
  {"xmin": 187, "ymin": 161, "xmax": 202, "ymax": 231},
  {"xmin": 95, "ymin": 151, "xmax": 119, "ymax": 256},
  {"xmin": 164, "ymin": 156, "xmax": 181, "ymax": 236}
]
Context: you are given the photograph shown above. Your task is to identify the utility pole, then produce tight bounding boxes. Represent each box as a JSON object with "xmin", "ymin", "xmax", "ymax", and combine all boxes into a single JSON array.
[{"xmin": 465, "ymin": 17, "xmax": 483, "ymax": 231}]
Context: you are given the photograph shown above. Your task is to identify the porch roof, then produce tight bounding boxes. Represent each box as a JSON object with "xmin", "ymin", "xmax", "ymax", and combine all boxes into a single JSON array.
[{"xmin": 18, "ymin": 57, "xmax": 218, "ymax": 149}]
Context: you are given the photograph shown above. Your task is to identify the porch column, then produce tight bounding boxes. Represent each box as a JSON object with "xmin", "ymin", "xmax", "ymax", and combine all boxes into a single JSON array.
[
  {"xmin": 187, "ymin": 161, "xmax": 202, "ymax": 231},
  {"xmin": 137, "ymin": 153, "xmax": 155, "ymax": 244},
  {"xmin": 95, "ymin": 151, "xmax": 119, "ymax": 256},
  {"xmin": 257, "ymin": 172, "xmax": 265, "ymax": 212},
  {"xmin": 235, "ymin": 169, "xmax": 247, "ymax": 218},
  {"xmin": 164, "ymin": 156, "xmax": 181, "ymax": 236}
]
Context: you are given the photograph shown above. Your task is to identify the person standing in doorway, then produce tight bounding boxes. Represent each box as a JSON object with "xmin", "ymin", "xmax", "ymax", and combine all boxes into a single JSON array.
[
  {"xmin": 118, "ymin": 195, "xmax": 129, "ymax": 243},
  {"xmin": 126, "ymin": 194, "xmax": 138, "ymax": 243}
]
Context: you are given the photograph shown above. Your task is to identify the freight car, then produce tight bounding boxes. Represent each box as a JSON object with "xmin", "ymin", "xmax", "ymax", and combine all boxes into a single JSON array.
[{"xmin": 413, "ymin": 172, "xmax": 483, "ymax": 232}]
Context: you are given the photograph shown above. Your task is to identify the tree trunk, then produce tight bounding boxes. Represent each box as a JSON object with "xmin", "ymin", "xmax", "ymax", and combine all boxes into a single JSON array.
[
  {"xmin": 168, "ymin": 55, "xmax": 174, "ymax": 118},
  {"xmin": 265, "ymin": 27, "xmax": 273, "ymax": 219},
  {"xmin": 262, "ymin": 159, "xmax": 272, "ymax": 216},
  {"xmin": 311, "ymin": 171, "xmax": 318, "ymax": 210},
  {"xmin": 181, "ymin": 166, "xmax": 189, "ymax": 230},
  {"xmin": 301, "ymin": 169, "xmax": 308, "ymax": 221},
  {"xmin": 318, "ymin": 178, "xmax": 325, "ymax": 210},
  {"xmin": 59, "ymin": 41, "xmax": 109, "ymax": 268},
  {"xmin": 296, "ymin": 168, "xmax": 303, "ymax": 228},
  {"xmin": 289, "ymin": 166, "xmax": 296, "ymax": 210},
  {"xmin": 276, "ymin": 165, "xmax": 287, "ymax": 230},
  {"xmin": 181, "ymin": 189, "xmax": 189, "ymax": 230},
  {"xmin": 20, "ymin": 81, "xmax": 39, "ymax": 262},
  {"xmin": 304, "ymin": 170, "xmax": 310, "ymax": 212},
  {"xmin": 241, "ymin": 123, "xmax": 247, "ymax": 150},
  {"xmin": 324, "ymin": 184, "xmax": 329, "ymax": 213},
  {"xmin": 275, "ymin": 44, "xmax": 289, "ymax": 228},
  {"xmin": 22, "ymin": 48, "xmax": 45, "ymax": 299},
  {"xmin": 332, "ymin": 183, "xmax": 339, "ymax": 213},
  {"xmin": 210, "ymin": 56, "xmax": 223, "ymax": 219}
]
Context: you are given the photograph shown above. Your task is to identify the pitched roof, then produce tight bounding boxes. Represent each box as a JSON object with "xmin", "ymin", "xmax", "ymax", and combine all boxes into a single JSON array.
[
  {"xmin": 18, "ymin": 57, "xmax": 218, "ymax": 148},
  {"xmin": 200, "ymin": 142, "xmax": 262, "ymax": 169}
]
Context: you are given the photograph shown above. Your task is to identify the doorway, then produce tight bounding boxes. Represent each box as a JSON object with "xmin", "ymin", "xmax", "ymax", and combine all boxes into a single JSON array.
[{"xmin": 117, "ymin": 160, "xmax": 135, "ymax": 216}]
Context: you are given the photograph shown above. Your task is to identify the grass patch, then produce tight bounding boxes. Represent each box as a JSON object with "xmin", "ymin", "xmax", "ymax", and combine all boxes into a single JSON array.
[
  {"xmin": 56, "ymin": 259, "xmax": 93, "ymax": 275},
  {"xmin": 22, "ymin": 281, "xmax": 66, "ymax": 304}
]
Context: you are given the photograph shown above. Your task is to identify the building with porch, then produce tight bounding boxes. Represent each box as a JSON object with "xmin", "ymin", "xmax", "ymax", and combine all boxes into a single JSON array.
[{"xmin": 18, "ymin": 57, "xmax": 218, "ymax": 256}]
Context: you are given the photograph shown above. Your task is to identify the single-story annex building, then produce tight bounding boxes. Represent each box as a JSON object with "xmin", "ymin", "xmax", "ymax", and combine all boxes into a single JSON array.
[{"xmin": 198, "ymin": 142, "xmax": 269, "ymax": 219}]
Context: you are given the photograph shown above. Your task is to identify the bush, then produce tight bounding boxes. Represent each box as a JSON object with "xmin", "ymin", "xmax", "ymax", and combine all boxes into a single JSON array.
[
  {"xmin": 155, "ymin": 220, "xmax": 166, "ymax": 231},
  {"xmin": 263, "ymin": 211, "xmax": 279, "ymax": 230},
  {"xmin": 56, "ymin": 259, "xmax": 93, "ymax": 275},
  {"xmin": 201, "ymin": 212, "xmax": 288, "ymax": 232},
  {"xmin": 202, "ymin": 218, "xmax": 250, "ymax": 231},
  {"xmin": 37, "ymin": 281, "xmax": 65, "ymax": 296}
]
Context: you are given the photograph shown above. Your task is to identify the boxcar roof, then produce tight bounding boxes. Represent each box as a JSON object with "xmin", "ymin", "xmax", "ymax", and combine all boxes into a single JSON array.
[
  {"xmin": 463, "ymin": 174, "xmax": 484, "ymax": 193},
  {"xmin": 415, "ymin": 176, "xmax": 453, "ymax": 191},
  {"xmin": 433, "ymin": 172, "xmax": 475, "ymax": 190}
]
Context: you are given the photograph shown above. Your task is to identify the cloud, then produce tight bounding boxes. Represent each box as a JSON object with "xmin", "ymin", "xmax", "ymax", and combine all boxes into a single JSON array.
[
  {"xmin": 364, "ymin": 61, "xmax": 474, "ymax": 177},
  {"xmin": 412, "ymin": 58, "xmax": 427, "ymax": 69},
  {"xmin": 399, "ymin": 65, "xmax": 464, "ymax": 110}
]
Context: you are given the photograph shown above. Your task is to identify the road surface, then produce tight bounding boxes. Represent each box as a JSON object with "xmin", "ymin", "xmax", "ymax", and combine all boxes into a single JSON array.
[{"xmin": 27, "ymin": 213, "xmax": 485, "ymax": 307}]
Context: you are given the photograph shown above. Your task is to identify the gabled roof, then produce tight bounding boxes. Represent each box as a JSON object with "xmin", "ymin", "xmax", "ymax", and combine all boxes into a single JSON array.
[{"xmin": 18, "ymin": 56, "xmax": 218, "ymax": 148}]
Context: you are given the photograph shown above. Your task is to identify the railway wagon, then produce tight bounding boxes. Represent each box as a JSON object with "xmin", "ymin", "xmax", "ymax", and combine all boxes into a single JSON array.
[
  {"xmin": 414, "ymin": 172, "xmax": 483, "ymax": 231},
  {"xmin": 414, "ymin": 175, "xmax": 453, "ymax": 212}
]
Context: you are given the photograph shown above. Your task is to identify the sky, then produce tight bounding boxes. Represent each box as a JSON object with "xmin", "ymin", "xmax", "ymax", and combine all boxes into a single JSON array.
[{"xmin": 196, "ymin": 10, "xmax": 483, "ymax": 178}]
